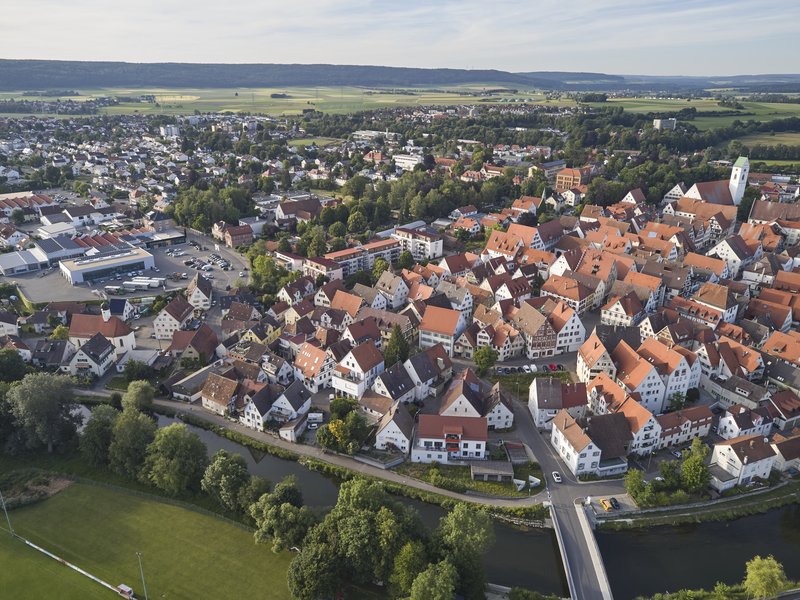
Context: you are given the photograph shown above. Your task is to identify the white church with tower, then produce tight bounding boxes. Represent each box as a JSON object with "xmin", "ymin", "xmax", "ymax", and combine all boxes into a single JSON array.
[{"xmin": 682, "ymin": 156, "xmax": 749, "ymax": 206}]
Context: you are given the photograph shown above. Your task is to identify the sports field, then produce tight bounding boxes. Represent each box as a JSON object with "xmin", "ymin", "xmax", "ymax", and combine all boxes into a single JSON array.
[
  {"xmin": 0, "ymin": 84, "xmax": 573, "ymax": 117},
  {"xmin": 0, "ymin": 484, "xmax": 294, "ymax": 600}
]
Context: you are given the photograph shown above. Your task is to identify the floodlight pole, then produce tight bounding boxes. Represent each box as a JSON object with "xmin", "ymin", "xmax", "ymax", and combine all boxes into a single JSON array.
[
  {"xmin": 0, "ymin": 489, "xmax": 14, "ymax": 537},
  {"xmin": 136, "ymin": 552, "xmax": 149, "ymax": 600}
]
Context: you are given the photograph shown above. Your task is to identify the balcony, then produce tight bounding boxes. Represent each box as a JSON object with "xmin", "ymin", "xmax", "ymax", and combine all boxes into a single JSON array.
[{"xmin": 332, "ymin": 370, "xmax": 362, "ymax": 383}]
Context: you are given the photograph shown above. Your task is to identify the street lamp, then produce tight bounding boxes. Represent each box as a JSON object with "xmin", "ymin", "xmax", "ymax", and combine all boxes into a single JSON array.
[{"xmin": 135, "ymin": 552, "xmax": 149, "ymax": 600}]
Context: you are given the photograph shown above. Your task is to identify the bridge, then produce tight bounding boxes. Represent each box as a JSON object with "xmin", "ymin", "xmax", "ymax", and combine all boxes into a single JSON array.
[{"xmin": 549, "ymin": 501, "xmax": 614, "ymax": 600}]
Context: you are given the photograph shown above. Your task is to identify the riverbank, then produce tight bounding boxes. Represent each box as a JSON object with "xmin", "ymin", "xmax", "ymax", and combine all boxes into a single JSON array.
[
  {"xmin": 597, "ymin": 479, "xmax": 800, "ymax": 530},
  {"xmin": 142, "ymin": 398, "xmax": 552, "ymax": 518}
]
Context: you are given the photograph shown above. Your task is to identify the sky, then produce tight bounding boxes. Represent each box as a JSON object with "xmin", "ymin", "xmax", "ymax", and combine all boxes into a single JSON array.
[{"xmin": 3, "ymin": 0, "xmax": 799, "ymax": 77}]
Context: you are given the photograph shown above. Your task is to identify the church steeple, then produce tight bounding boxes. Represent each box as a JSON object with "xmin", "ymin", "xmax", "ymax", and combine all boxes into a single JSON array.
[{"xmin": 729, "ymin": 156, "xmax": 749, "ymax": 206}]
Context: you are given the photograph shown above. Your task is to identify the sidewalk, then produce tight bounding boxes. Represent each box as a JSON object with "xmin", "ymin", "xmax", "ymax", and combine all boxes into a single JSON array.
[{"xmin": 153, "ymin": 397, "xmax": 546, "ymax": 508}]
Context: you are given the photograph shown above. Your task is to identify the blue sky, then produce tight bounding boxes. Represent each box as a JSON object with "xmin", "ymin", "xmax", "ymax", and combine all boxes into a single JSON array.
[{"xmin": 3, "ymin": 0, "xmax": 798, "ymax": 76}]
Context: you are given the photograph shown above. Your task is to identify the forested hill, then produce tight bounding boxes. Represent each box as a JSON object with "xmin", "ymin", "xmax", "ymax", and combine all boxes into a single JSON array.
[{"xmin": 0, "ymin": 60, "xmax": 551, "ymax": 90}]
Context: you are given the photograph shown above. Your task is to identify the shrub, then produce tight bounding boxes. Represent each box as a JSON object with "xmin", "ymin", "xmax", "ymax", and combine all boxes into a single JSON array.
[{"xmin": 670, "ymin": 490, "xmax": 691, "ymax": 505}]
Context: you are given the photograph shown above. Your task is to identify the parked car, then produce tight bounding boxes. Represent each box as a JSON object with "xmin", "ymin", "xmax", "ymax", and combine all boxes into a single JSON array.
[
  {"xmin": 549, "ymin": 364, "xmax": 557, "ymax": 371},
  {"xmin": 551, "ymin": 471, "xmax": 562, "ymax": 483},
  {"xmin": 522, "ymin": 365, "xmax": 531, "ymax": 373},
  {"xmin": 530, "ymin": 364, "xmax": 538, "ymax": 373},
  {"xmin": 671, "ymin": 450, "xmax": 683, "ymax": 458},
  {"xmin": 542, "ymin": 366, "xmax": 551, "ymax": 373},
  {"xmin": 609, "ymin": 498, "xmax": 620, "ymax": 510},
  {"xmin": 600, "ymin": 499, "xmax": 613, "ymax": 512},
  {"xmin": 557, "ymin": 364, "xmax": 565, "ymax": 371}
]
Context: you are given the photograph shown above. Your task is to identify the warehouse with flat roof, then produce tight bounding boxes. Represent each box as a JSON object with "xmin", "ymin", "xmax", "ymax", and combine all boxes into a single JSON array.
[{"xmin": 59, "ymin": 246, "xmax": 155, "ymax": 285}]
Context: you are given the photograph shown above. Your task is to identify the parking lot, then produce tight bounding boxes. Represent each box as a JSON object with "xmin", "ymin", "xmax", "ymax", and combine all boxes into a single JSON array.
[{"xmin": 11, "ymin": 236, "xmax": 251, "ymax": 304}]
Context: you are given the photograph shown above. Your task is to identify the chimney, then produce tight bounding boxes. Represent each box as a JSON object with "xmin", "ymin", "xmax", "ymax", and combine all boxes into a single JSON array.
[{"xmin": 564, "ymin": 418, "xmax": 567, "ymax": 430}]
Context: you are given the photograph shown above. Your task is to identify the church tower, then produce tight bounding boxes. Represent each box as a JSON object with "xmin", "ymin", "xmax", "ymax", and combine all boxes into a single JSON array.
[{"xmin": 729, "ymin": 156, "xmax": 749, "ymax": 206}]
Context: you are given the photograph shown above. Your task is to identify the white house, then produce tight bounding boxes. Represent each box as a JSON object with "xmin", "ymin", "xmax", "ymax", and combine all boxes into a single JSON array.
[
  {"xmin": 550, "ymin": 409, "xmax": 601, "ymax": 477},
  {"xmin": 331, "ymin": 341, "xmax": 386, "ymax": 399},
  {"xmin": 710, "ymin": 435, "xmax": 776, "ymax": 491},
  {"xmin": 67, "ymin": 333, "xmax": 115, "ymax": 378},
  {"xmin": 418, "ymin": 306, "xmax": 467, "ymax": 357},
  {"xmin": 612, "ymin": 397, "xmax": 661, "ymax": 456},
  {"xmin": 376, "ymin": 403, "xmax": 415, "ymax": 454},
  {"xmin": 372, "ymin": 361, "xmax": 416, "ymax": 405},
  {"xmin": 375, "ymin": 271, "xmax": 409, "ymax": 310},
  {"xmin": 154, "ymin": 295, "xmax": 194, "ymax": 340},
  {"xmin": 240, "ymin": 380, "xmax": 311, "ymax": 430},
  {"xmin": 717, "ymin": 405, "xmax": 773, "ymax": 441},
  {"xmin": 656, "ymin": 405, "xmax": 714, "ymax": 450},
  {"xmin": 404, "ymin": 343, "xmax": 453, "ymax": 401},
  {"xmin": 611, "ymin": 341, "xmax": 667, "ymax": 414},
  {"xmin": 529, "ymin": 379, "xmax": 587, "ymax": 430},
  {"xmin": 411, "ymin": 414, "xmax": 487, "ymax": 464},
  {"xmin": 187, "ymin": 274, "xmax": 213, "ymax": 309},
  {"xmin": 293, "ymin": 342, "xmax": 335, "ymax": 393}
]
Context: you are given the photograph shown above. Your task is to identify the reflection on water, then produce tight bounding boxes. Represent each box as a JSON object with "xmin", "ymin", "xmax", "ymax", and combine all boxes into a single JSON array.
[{"xmin": 598, "ymin": 504, "xmax": 800, "ymax": 600}]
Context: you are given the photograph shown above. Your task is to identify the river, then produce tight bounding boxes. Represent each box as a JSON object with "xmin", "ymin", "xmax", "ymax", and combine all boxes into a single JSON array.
[
  {"xmin": 150, "ymin": 413, "xmax": 569, "ymax": 596},
  {"xmin": 77, "ymin": 406, "xmax": 800, "ymax": 599},
  {"xmin": 597, "ymin": 504, "xmax": 800, "ymax": 600}
]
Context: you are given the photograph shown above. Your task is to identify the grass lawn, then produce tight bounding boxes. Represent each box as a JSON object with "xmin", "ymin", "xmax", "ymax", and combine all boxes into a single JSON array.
[
  {"xmin": 287, "ymin": 137, "xmax": 343, "ymax": 147},
  {"xmin": 717, "ymin": 131, "xmax": 800, "ymax": 147},
  {"xmin": 106, "ymin": 366, "xmax": 175, "ymax": 392},
  {"xmin": 1, "ymin": 484, "xmax": 294, "ymax": 600},
  {"xmin": 487, "ymin": 370, "xmax": 572, "ymax": 399},
  {"xmin": 394, "ymin": 461, "xmax": 543, "ymax": 498}
]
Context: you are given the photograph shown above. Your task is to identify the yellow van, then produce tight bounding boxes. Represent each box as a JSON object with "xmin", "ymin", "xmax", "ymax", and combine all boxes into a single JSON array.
[{"xmin": 600, "ymin": 499, "xmax": 613, "ymax": 512}]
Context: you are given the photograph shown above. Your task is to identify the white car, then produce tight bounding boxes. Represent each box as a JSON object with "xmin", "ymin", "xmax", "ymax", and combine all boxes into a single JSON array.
[
  {"xmin": 239, "ymin": 271, "xmax": 244, "ymax": 277},
  {"xmin": 522, "ymin": 365, "xmax": 531, "ymax": 373},
  {"xmin": 551, "ymin": 471, "xmax": 562, "ymax": 483},
  {"xmin": 530, "ymin": 364, "xmax": 538, "ymax": 373}
]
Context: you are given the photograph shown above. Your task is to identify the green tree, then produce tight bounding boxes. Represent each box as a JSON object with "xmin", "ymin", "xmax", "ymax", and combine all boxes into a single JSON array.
[
  {"xmin": 390, "ymin": 540, "xmax": 428, "ymax": 598},
  {"xmin": 7, "ymin": 374, "xmax": 78, "ymax": 453},
  {"xmin": 307, "ymin": 233, "xmax": 327, "ymax": 258},
  {"xmin": 681, "ymin": 454, "xmax": 710, "ymax": 494},
  {"xmin": 714, "ymin": 581, "xmax": 733, "ymax": 600},
  {"xmin": 10, "ymin": 208, "xmax": 25, "ymax": 225},
  {"xmin": 277, "ymin": 237, "xmax": 292, "ymax": 253},
  {"xmin": 46, "ymin": 313, "xmax": 62, "ymax": 329},
  {"xmin": 348, "ymin": 211, "xmax": 367, "ymax": 233},
  {"xmin": 202, "ymin": 449, "xmax": 252, "ymax": 512},
  {"xmin": 435, "ymin": 503, "xmax": 495, "ymax": 556},
  {"xmin": 688, "ymin": 435, "xmax": 712, "ymax": 460},
  {"xmin": 330, "ymin": 397, "xmax": 357, "ymax": 420},
  {"xmin": 123, "ymin": 359, "xmax": 155, "ymax": 383},
  {"xmin": 266, "ymin": 475, "xmax": 305, "ymax": 508},
  {"xmin": 122, "ymin": 380, "xmax": 154, "ymax": 411},
  {"xmin": 411, "ymin": 560, "xmax": 459, "ymax": 600},
  {"xmin": 50, "ymin": 325, "xmax": 70, "ymax": 340},
  {"xmin": 372, "ymin": 256, "xmax": 389, "ymax": 282},
  {"xmin": 320, "ymin": 206, "xmax": 335, "ymax": 226},
  {"xmin": 335, "ymin": 203, "xmax": 350, "ymax": 224},
  {"xmin": 329, "ymin": 221, "xmax": 346, "ymax": 238},
  {"xmin": 397, "ymin": 250, "xmax": 415, "ymax": 271},
  {"xmin": 744, "ymin": 555, "xmax": 786, "ymax": 599},
  {"xmin": 667, "ymin": 391, "xmax": 689, "ymax": 411},
  {"xmin": 738, "ymin": 186, "xmax": 761, "ymax": 222},
  {"xmin": 473, "ymin": 346, "xmax": 498, "ymax": 376},
  {"xmin": 286, "ymin": 541, "xmax": 343, "ymax": 600},
  {"xmin": 659, "ymin": 459, "xmax": 681, "ymax": 490},
  {"xmin": 237, "ymin": 476, "xmax": 272, "ymax": 514},
  {"xmin": 0, "ymin": 348, "xmax": 27, "ymax": 383},
  {"xmin": 140, "ymin": 423, "xmax": 209, "ymax": 494},
  {"xmin": 383, "ymin": 324, "xmax": 410, "ymax": 367},
  {"xmin": 109, "ymin": 409, "xmax": 157, "ymax": 478},
  {"xmin": 79, "ymin": 405, "xmax": 119, "ymax": 467},
  {"xmin": 624, "ymin": 467, "xmax": 646, "ymax": 499},
  {"xmin": 109, "ymin": 392, "xmax": 123, "ymax": 410},
  {"xmin": 252, "ymin": 501, "xmax": 318, "ymax": 553}
]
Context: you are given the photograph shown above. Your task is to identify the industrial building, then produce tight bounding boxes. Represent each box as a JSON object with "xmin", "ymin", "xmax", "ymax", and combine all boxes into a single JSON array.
[{"xmin": 59, "ymin": 246, "xmax": 155, "ymax": 285}]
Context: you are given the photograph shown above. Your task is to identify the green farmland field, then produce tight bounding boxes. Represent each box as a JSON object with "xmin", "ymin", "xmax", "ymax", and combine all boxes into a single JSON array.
[
  {"xmin": 0, "ymin": 484, "xmax": 294, "ymax": 600},
  {"xmin": 0, "ymin": 84, "xmax": 573, "ymax": 117},
  {"xmin": 584, "ymin": 98, "xmax": 800, "ymax": 130}
]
